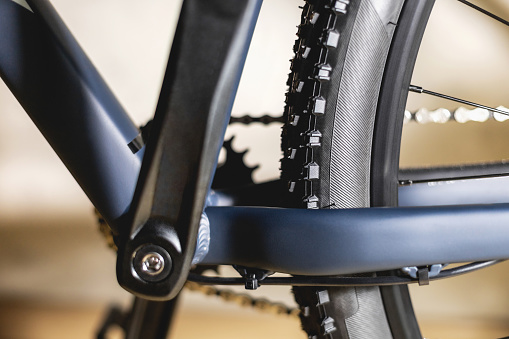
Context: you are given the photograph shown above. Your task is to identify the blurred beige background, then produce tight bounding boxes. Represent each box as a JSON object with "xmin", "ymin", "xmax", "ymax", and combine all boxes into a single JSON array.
[{"xmin": 1, "ymin": 0, "xmax": 509, "ymax": 338}]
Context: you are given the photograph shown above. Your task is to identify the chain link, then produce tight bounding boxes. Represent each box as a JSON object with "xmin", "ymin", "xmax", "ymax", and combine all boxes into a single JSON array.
[
  {"xmin": 229, "ymin": 114, "xmax": 284, "ymax": 125},
  {"xmin": 185, "ymin": 281, "xmax": 299, "ymax": 317},
  {"xmin": 96, "ymin": 210, "xmax": 118, "ymax": 251}
]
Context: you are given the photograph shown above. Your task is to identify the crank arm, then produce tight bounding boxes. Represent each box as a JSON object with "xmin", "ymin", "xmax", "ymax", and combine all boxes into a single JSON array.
[{"xmin": 116, "ymin": 0, "xmax": 262, "ymax": 300}]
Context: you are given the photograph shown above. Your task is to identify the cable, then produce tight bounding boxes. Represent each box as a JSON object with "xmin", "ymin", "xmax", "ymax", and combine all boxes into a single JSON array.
[{"xmin": 187, "ymin": 260, "xmax": 505, "ymax": 287}]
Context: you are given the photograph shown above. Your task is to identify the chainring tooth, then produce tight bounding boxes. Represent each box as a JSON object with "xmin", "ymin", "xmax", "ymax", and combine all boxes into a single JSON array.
[{"xmin": 212, "ymin": 136, "xmax": 259, "ymax": 189}]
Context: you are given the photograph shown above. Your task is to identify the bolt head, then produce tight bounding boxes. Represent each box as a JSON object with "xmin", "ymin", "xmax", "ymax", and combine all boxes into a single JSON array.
[
  {"xmin": 141, "ymin": 252, "xmax": 165, "ymax": 275},
  {"xmin": 133, "ymin": 244, "xmax": 172, "ymax": 282}
]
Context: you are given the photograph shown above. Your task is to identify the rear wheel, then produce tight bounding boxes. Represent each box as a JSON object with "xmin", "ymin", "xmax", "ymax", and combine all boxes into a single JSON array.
[{"xmin": 280, "ymin": 0, "xmax": 434, "ymax": 337}]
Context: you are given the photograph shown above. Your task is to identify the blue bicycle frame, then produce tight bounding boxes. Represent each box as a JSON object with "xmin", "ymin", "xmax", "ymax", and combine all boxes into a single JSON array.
[{"xmin": 2, "ymin": 0, "xmax": 509, "ymax": 299}]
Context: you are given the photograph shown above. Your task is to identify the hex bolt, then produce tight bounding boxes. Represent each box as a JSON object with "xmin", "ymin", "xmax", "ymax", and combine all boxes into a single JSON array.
[
  {"xmin": 133, "ymin": 244, "xmax": 172, "ymax": 282},
  {"xmin": 141, "ymin": 252, "xmax": 165, "ymax": 276}
]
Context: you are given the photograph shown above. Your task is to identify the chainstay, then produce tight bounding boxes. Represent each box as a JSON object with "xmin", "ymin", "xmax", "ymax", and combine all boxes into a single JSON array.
[{"xmin": 97, "ymin": 105, "xmax": 506, "ymax": 317}]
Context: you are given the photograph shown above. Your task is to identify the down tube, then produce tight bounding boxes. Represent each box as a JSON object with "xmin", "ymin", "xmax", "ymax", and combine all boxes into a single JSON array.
[{"xmin": 0, "ymin": 0, "xmax": 142, "ymax": 230}]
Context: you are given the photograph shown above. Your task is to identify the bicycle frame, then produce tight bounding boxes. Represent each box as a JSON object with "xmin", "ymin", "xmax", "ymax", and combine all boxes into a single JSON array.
[
  {"xmin": 2, "ymin": 0, "xmax": 509, "ymax": 299},
  {"xmin": 0, "ymin": 0, "xmax": 143, "ymax": 228}
]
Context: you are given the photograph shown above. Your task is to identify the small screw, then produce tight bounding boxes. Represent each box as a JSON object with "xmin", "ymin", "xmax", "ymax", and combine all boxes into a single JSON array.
[
  {"xmin": 141, "ymin": 252, "xmax": 165, "ymax": 276},
  {"xmin": 133, "ymin": 244, "xmax": 172, "ymax": 282}
]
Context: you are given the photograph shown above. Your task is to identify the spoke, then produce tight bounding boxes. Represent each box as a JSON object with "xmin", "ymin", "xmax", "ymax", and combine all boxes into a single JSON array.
[
  {"xmin": 409, "ymin": 84, "xmax": 509, "ymax": 117},
  {"xmin": 457, "ymin": 0, "xmax": 509, "ymax": 28}
]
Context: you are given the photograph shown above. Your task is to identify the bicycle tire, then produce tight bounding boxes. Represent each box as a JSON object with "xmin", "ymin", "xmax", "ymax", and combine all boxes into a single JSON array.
[{"xmin": 281, "ymin": 0, "xmax": 434, "ymax": 338}]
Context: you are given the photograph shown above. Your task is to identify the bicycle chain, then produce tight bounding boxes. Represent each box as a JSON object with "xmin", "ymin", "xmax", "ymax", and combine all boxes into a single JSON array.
[
  {"xmin": 230, "ymin": 105, "xmax": 509, "ymax": 126},
  {"xmin": 404, "ymin": 106, "xmax": 509, "ymax": 123},
  {"xmin": 185, "ymin": 281, "xmax": 299, "ymax": 317},
  {"xmin": 229, "ymin": 114, "xmax": 284, "ymax": 125}
]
